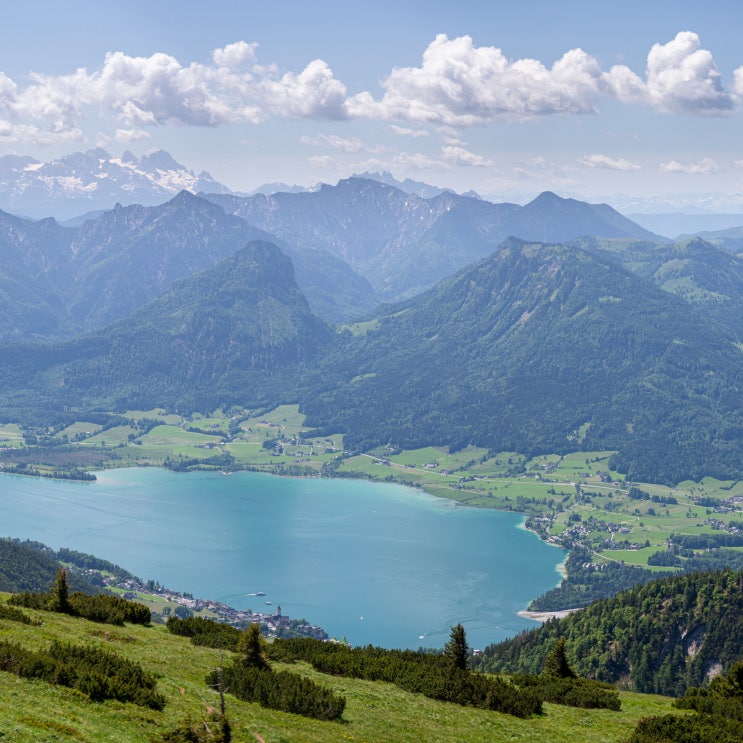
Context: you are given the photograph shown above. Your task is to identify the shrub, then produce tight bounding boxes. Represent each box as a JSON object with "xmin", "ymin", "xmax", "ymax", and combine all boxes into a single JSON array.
[{"xmin": 206, "ymin": 665, "xmax": 345, "ymax": 721}]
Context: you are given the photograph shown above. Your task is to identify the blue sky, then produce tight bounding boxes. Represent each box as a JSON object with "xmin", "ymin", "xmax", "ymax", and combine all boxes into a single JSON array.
[{"xmin": 1, "ymin": 0, "xmax": 742, "ymax": 204}]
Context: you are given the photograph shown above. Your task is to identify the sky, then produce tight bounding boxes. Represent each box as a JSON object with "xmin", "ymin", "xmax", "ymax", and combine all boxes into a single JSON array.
[{"xmin": 1, "ymin": 0, "xmax": 742, "ymax": 206}]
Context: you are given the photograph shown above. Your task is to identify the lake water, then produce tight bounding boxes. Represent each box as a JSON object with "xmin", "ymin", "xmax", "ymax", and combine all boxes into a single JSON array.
[{"xmin": 0, "ymin": 468, "xmax": 565, "ymax": 650}]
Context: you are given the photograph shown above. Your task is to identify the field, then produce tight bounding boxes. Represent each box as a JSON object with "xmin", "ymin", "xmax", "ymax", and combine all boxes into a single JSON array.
[
  {"xmin": 1, "ymin": 404, "xmax": 741, "ymax": 572},
  {"xmin": 0, "ymin": 594, "xmax": 680, "ymax": 743}
]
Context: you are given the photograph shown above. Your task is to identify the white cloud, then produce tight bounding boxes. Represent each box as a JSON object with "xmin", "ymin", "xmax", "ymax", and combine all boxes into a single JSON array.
[
  {"xmin": 391, "ymin": 152, "xmax": 441, "ymax": 170},
  {"xmin": 114, "ymin": 127, "xmax": 152, "ymax": 142},
  {"xmin": 256, "ymin": 59, "xmax": 348, "ymax": 120},
  {"xmin": 644, "ymin": 32, "xmax": 734, "ymax": 114},
  {"xmin": 441, "ymin": 145, "xmax": 492, "ymax": 167},
  {"xmin": 350, "ymin": 32, "xmax": 738, "ymax": 125},
  {"xmin": 734, "ymin": 67, "xmax": 743, "ymax": 98},
  {"xmin": 308, "ymin": 155, "xmax": 337, "ymax": 168},
  {"xmin": 212, "ymin": 41, "xmax": 258, "ymax": 68},
  {"xmin": 0, "ymin": 32, "xmax": 739, "ymax": 144},
  {"xmin": 0, "ymin": 42, "xmax": 352, "ymax": 143},
  {"xmin": 347, "ymin": 34, "xmax": 609, "ymax": 125},
  {"xmin": 660, "ymin": 158, "xmax": 719, "ymax": 175},
  {"xmin": 580, "ymin": 154, "xmax": 642, "ymax": 171}
]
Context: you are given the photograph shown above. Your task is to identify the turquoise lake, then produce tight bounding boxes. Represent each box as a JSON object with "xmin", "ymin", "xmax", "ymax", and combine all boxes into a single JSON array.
[{"xmin": 0, "ymin": 468, "xmax": 565, "ymax": 650}]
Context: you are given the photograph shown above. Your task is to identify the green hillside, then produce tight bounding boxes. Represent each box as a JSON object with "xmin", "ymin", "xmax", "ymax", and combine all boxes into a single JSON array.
[
  {"xmin": 475, "ymin": 569, "xmax": 743, "ymax": 697},
  {"xmin": 5, "ymin": 238, "xmax": 743, "ymax": 484},
  {"xmin": 0, "ymin": 538, "xmax": 105, "ymax": 595},
  {"xmin": 0, "ymin": 592, "xmax": 681, "ymax": 743},
  {"xmin": 0, "ymin": 241, "xmax": 332, "ymax": 414},
  {"xmin": 302, "ymin": 239, "xmax": 743, "ymax": 483}
]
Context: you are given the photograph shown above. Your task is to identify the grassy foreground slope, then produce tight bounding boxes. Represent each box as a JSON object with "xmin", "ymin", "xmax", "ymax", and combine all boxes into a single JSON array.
[{"xmin": 0, "ymin": 594, "xmax": 676, "ymax": 743}]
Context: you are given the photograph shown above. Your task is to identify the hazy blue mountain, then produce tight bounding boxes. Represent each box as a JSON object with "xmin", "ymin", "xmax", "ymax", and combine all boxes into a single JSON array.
[
  {"xmin": 676, "ymin": 225, "xmax": 743, "ymax": 254},
  {"xmin": 0, "ymin": 192, "xmax": 377, "ymax": 336},
  {"xmin": 63, "ymin": 191, "xmax": 376, "ymax": 326},
  {"xmin": 574, "ymin": 235, "xmax": 743, "ymax": 335},
  {"xmin": 627, "ymin": 211, "xmax": 743, "ymax": 238},
  {"xmin": 205, "ymin": 178, "xmax": 664, "ymax": 302},
  {"xmin": 0, "ymin": 148, "xmax": 233, "ymax": 220},
  {"xmin": 0, "ymin": 209, "xmax": 78, "ymax": 341},
  {"xmin": 0, "ymin": 241, "xmax": 333, "ymax": 413},
  {"xmin": 514, "ymin": 191, "xmax": 664, "ymax": 243},
  {"xmin": 64, "ymin": 191, "xmax": 273, "ymax": 330},
  {"xmin": 353, "ymin": 170, "xmax": 475, "ymax": 199},
  {"xmin": 300, "ymin": 239, "xmax": 743, "ymax": 484}
]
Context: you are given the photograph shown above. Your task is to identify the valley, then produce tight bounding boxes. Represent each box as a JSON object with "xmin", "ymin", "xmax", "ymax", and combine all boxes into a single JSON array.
[
  {"xmin": 3, "ymin": 402, "xmax": 741, "ymax": 609},
  {"xmin": 2, "ymin": 10, "xmax": 743, "ymax": 740}
]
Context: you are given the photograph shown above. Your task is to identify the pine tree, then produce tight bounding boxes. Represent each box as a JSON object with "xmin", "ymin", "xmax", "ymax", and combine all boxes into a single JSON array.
[
  {"xmin": 49, "ymin": 568, "xmax": 71, "ymax": 614},
  {"xmin": 542, "ymin": 638, "xmax": 576, "ymax": 679},
  {"xmin": 444, "ymin": 623, "xmax": 469, "ymax": 671},
  {"xmin": 237, "ymin": 623, "xmax": 269, "ymax": 670}
]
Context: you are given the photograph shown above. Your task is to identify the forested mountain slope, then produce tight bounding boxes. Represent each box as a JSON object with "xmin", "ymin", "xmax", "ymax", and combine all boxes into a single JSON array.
[
  {"xmin": 300, "ymin": 239, "xmax": 743, "ymax": 483},
  {"xmin": 475, "ymin": 569, "xmax": 743, "ymax": 697},
  {"xmin": 575, "ymin": 235, "xmax": 743, "ymax": 335},
  {"xmin": 0, "ymin": 538, "xmax": 102, "ymax": 594},
  {"xmin": 0, "ymin": 241, "xmax": 332, "ymax": 414}
]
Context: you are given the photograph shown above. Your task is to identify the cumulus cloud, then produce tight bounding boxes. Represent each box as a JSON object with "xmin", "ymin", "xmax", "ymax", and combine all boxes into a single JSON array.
[
  {"xmin": 735, "ymin": 67, "xmax": 743, "ymax": 98},
  {"xmin": 660, "ymin": 158, "xmax": 719, "ymax": 175},
  {"xmin": 350, "ymin": 32, "xmax": 738, "ymax": 124},
  {"xmin": 0, "ymin": 32, "xmax": 739, "ymax": 144},
  {"xmin": 580, "ymin": 154, "xmax": 642, "ymax": 171},
  {"xmin": 643, "ymin": 32, "xmax": 733, "ymax": 114},
  {"xmin": 0, "ymin": 42, "xmax": 351, "ymax": 143},
  {"xmin": 347, "ymin": 34, "xmax": 610, "ymax": 125}
]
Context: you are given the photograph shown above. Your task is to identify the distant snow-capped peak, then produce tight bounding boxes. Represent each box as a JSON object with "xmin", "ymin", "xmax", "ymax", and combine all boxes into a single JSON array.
[{"xmin": 0, "ymin": 148, "xmax": 233, "ymax": 220}]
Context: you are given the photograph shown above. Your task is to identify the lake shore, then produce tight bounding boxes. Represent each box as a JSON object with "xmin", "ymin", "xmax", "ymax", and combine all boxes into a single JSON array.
[{"xmin": 518, "ymin": 608, "xmax": 580, "ymax": 622}]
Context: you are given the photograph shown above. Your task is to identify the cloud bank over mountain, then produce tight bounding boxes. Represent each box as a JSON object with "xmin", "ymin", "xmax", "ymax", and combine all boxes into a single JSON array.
[{"xmin": 0, "ymin": 32, "xmax": 740, "ymax": 146}]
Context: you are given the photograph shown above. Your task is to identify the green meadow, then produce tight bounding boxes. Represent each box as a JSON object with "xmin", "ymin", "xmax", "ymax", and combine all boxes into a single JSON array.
[{"xmin": 0, "ymin": 594, "xmax": 680, "ymax": 743}]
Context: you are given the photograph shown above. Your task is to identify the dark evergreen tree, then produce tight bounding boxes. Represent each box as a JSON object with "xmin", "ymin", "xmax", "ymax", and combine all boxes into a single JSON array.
[
  {"xmin": 542, "ymin": 638, "xmax": 576, "ymax": 679},
  {"xmin": 50, "ymin": 568, "xmax": 71, "ymax": 614},
  {"xmin": 444, "ymin": 623, "xmax": 469, "ymax": 671},
  {"xmin": 237, "ymin": 623, "xmax": 269, "ymax": 670}
]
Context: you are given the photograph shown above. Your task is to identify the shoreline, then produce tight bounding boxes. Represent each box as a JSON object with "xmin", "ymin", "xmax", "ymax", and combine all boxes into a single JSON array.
[
  {"xmin": 2, "ymin": 463, "xmax": 574, "ymax": 630},
  {"xmin": 518, "ymin": 608, "xmax": 579, "ymax": 623}
]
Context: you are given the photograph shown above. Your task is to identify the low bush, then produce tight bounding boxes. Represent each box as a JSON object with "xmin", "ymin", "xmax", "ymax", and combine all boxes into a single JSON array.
[
  {"xmin": 207, "ymin": 664, "xmax": 346, "ymax": 721},
  {"xmin": 166, "ymin": 616, "xmax": 241, "ymax": 650},
  {"xmin": 0, "ymin": 639, "xmax": 164, "ymax": 709},
  {"xmin": 268, "ymin": 638, "xmax": 542, "ymax": 718}
]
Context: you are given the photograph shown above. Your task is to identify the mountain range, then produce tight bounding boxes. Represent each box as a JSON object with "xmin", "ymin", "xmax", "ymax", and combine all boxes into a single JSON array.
[
  {"xmin": 0, "ymin": 148, "xmax": 232, "ymax": 220},
  {"xmin": 0, "ymin": 175, "xmax": 666, "ymax": 340},
  {"xmin": 204, "ymin": 179, "xmax": 662, "ymax": 302},
  {"xmin": 3, "ymin": 165, "xmax": 743, "ymax": 483}
]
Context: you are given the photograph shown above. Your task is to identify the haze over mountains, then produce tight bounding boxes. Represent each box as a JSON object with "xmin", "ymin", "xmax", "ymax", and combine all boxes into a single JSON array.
[{"xmin": 3, "ymin": 150, "xmax": 743, "ymax": 484}]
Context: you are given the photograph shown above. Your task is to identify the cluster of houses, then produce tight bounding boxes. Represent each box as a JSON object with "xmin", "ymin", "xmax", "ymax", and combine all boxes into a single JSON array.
[{"xmin": 71, "ymin": 569, "xmax": 328, "ymax": 640}]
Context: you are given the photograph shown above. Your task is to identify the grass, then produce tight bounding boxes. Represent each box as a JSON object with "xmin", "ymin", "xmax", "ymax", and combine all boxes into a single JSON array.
[
  {"xmin": 0, "ymin": 594, "xmax": 681, "ymax": 743},
  {"xmin": 138, "ymin": 426, "xmax": 222, "ymax": 446}
]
